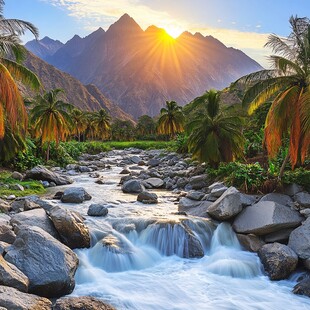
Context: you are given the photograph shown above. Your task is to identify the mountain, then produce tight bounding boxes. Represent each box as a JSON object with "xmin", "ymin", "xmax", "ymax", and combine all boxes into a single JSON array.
[
  {"xmin": 25, "ymin": 36, "xmax": 63, "ymax": 60},
  {"xmin": 20, "ymin": 51, "xmax": 133, "ymax": 121},
  {"xmin": 27, "ymin": 14, "xmax": 263, "ymax": 119}
]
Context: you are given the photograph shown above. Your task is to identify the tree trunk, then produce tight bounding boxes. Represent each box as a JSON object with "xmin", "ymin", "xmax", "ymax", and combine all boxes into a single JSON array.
[{"xmin": 278, "ymin": 152, "xmax": 290, "ymax": 180}]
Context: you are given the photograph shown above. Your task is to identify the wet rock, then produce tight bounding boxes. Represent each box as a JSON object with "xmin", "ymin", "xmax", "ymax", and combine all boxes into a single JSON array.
[
  {"xmin": 288, "ymin": 217, "xmax": 310, "ymax": 260},
  {"xmin": 293, "ymin": 276, "xmax": 310, "ymax": 297},
  {"xmin": 41, "ymin": 181, "xmax": 50, "ymax": 188},
  {"xmin": 122, "ymin": 179, "xmax": 145, "ymax": 193},
  {"xmin": 53, "ymin": 191, "xmax": 64, "ymax": 200},
  {"xmin": 0, "ymin": 255, "xmax": 29, "ymax": 292},
  {"xmin": 264, "ymin": 228, "xmax": 294, "ymax": 243},
  {"xmin": 144, "ymin": 177, "xmax": 164, "ymax": 188},
  {"xmin": 5, "ymin": 226, "xmax": 78, "ymax": 297},
  {"xmin": 207, "ymin": 187, "xmax": 244, "ymax": 220},
  {"xmin": 48, "ymin": 206, "xmax": 90, "ymax": 249},
  {"xmin": 188, "ymin": 175, "xmax": 208, "ymax": 190},
  {"xmin": 53, "ymin": 296, "xmax": 116, "ymax": 310},
  {"xmin": 236, "ymin": 234, "xmax": 265, "ymax": 252},
  {"xmin": 0, "ymin": 285, "xmax": 52, "ymax": 310},
  {"xmin": 25, "ymin": 165, "xmax": 73, "ymax": 185},
  {"xmin": 260, "ymin": 193, "xmax": 294, "ymax": 207},
  {"xmin": 95, "ymin": 178, "xmax": 105, "ymax": 184},
  {"xmin": 186, "ymin": 191, "xmax": 205, "ymax": 201},
  {"xmin": 7, "ymin": 194, "xmax": 16, "ymax": 200},
  {"xmin": 178, "ymin": 197, "xmax": 201, "ymax": 211},
  {"xmin": 11, "ymin": 171, "xmax": 23, "ymax": 181},
  {"xmin": 147, "ymin": 158, "xmax": 160, "ymax": 167},
  {"xmin": 0, "ymin": 224, "xmax": 16, "ymax": 244},
  {"xmin": 87, "ymin": 204, "xmax": 108, "ymax": 217},
  {"xmin": 10, "ymin": 208, "xmax": 59, "ymax": 239},
  {"xmin": 120, "ymin": 168, "xmax": 130, "ymax": 174},
  {"xmin": 294, "ymin": 192, "xmax": 310, "ymax": 209},
  {"xmin": 233, "ymin": 201, "xmax": 303, "ymax": 235},
  {"xmin": 61, "ymin": 187, "xmax": 92, "ymax": 203},
  {"xmin": 66, "ymin": 164, "xmax": 79, "ymax": 171},
  {"xmin": 79, "ymin": 166, "xmax": 92, "ymax": 173},
  {"xmin": 137, "ymin": 191, "xmax": 158, "ymax": 204},
  {"xmin": 258, "ymin": 243, "xmax": 298, "ymax": 280},
  {"xmin": 129, "ymin": 156, "xmax": 142, "ymax": 164}
]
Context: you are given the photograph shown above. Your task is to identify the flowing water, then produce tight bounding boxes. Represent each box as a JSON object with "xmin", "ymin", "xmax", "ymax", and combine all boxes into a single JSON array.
[{"xmin": 49, "ymin": 151, "xmax": 310, "ymax": 310}]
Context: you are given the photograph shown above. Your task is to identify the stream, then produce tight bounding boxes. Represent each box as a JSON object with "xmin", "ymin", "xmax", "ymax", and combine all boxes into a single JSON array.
[{"xmin": 48, "ymin": 151, "xmax": 310, "ymax": 310}]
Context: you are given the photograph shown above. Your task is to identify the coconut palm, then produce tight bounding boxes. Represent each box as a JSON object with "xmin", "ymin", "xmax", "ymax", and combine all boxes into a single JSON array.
[
  {"xmin": 157, "ymin": 101, "xmax": 185, "ymax": 138},
  {"xmin": 71, "ymin": 108, "xmax": 87, "ymax": 142},
  {"xmin": 30, "ymin": 89, "xmax": 73, "ymax": 160},
  {"xmin": 0, "ymin": 0, "xmax": 40, "ymax": 139},
  {"xmin": 91, "ymin": 109, "xmax": 111, "ymax": 140},
  {"xmin": 240, "ymin": 16, "xmax": 310, "ymax": 177},
  {"xmin": 187, "ymin": 89, "xmax": 245, "ymax": 168}
]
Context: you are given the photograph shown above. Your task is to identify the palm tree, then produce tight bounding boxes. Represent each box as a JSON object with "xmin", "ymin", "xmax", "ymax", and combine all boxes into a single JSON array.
[
  {"xmin": 30, "ymin": 89, "xmax": 73, "ymax": 160},
  {"xmin": 70, "ymin": 108, "xmax": 87, "ymax": 142},
  {"xmin": 187, "ymin": 89, "xmax": 245, "ymax": 168},
  {"xmin": 157, "ymin": 101, "xmax": 185, "ymax": 138},
  {"xmin": 91, "ymin": 109, "xmax": 111, "ymax": 140},
  {"xmin": 240, "ymin": 16, "xmax": 310, "ymax": 177},
  {"xmin": 0, "ymin": 0, "xmax": 40, "ymax": 141}
]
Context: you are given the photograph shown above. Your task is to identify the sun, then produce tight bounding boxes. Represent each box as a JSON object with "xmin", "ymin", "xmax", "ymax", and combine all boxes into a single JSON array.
[{"xmin": 163, "ymin": 25, "xmax": 184, "ymax": 39}]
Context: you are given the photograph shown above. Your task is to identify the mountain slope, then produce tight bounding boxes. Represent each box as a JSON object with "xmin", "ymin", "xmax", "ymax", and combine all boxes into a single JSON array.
[
  {"xmin": 28, "ymin": 14, "xmax": 263, "ymax": 119},
  {"xmin": 20, "ymin": 51, "xmax": 133, "ymax": 121}
]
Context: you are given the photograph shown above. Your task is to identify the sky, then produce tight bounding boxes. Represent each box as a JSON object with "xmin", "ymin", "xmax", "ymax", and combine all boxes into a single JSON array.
[{"xmin": 4, "ymin": 0, "xmax": 310, "ymax": 67}]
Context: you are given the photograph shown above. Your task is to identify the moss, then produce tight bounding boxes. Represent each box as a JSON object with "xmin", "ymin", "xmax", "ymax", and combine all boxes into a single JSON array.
[{"xmin": 0, "ymin": 172, "xmax": 46, "ymax": 197}]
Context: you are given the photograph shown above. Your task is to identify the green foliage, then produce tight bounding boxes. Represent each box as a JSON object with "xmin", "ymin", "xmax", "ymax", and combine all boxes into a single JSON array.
[
  {"xmin": 136, "ymin": 115, "xmax": 156, "ymax": 139},
  {"xmin": 0, "ymin": 172, "xmax": 45, "ymax": 197},
  {"xmin": 174, "ymin": 133, "xmax": 188, "ymax": 153},
  {"xmin": 111, "ymin": 119, "xmax": 136, "ymax": 141},
  {"xmin": 283, "ymin": 168, "xmax": 310, "ymax": 191}
]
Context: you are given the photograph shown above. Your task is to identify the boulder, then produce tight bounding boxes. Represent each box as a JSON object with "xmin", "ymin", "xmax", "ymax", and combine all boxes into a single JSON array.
[
  {"xmin": 137, "ymin": 191, "xmax": 158, "ymax": 204},
  {"xmin": 188, "ymin": 175, "xmax": 208, "ymax": 190},
  {"xmin": 79, "ymin": 166, "xmax": 92, "ymax": 173},
  {"xmin": 11, "ymin": 171, "xmax": 23, "ymax": 181},
  {"xmin": 61, "ymin": 187, "xmax": 92, "ymax": 203},
  {"xmin": 87, "ymin": 204, "xmax": 108, "ymax": 217},
  {"xmin": 208, "ymin": 182, "xmax": 228, "ymax": 198},
  {"xmin": 264, "ymin": 228, "xmax": 294, "ymax": 243},
  {"xmin": 258, "ymin": 243, "xmax": 298, "ymax": 280},
  {"xmin": 144, "ymin": 177, "xmax": 164, "ymax": 188},
  {"xmin": 53, "ymin": 296, "xmax": 116, "ymax": 310},
  {"xmin": 0, "ymin": 224, "xmax": 16, "ymax": 244},
  {"xmin": 186, "ymin": 191, "xmax": 205, "ymax": 201},
  {"xmin": 178, "ymin": 197, "xmax": 201, "ymax": 211},
  {"xmin": 129, "ymin": 156, "xmax": 142, "ymax": 164},
  {"xmin": 260, "ymin": 193, "xmax": 294, "ymax": 207},
  {"xmin": 0, "ymin": 285, "xmax": 51, "ymax": 310},
  {"xmin": 25, "ymin": 165, "xmax": 73, "ymax": 185},
  {"xmin": 10, "ymin": 208, "xmax": 59, "ymax": 239},
  {"xmin": 236, "ymin": 234, "xmax": 265, "ymax": 252},
  {"xmin": 293, "ymin": 277, "xmax": 310, "ymax": 297},
  {"xmin": 0, "ymin": 199, "xmax": 10, "ymax": 213},
  {"xmin": 0, "ymin": 241, "xmax": 10, "ymax": 255},
  {"xmin": 233, "ymin": 201, "xmax": 303, "ymax": 235},
  {"xmin": 0, "ymin": 255, "xmax": 29, "ymax": 292},
  {"xmin": 288, "ymin": 217, "xmax": 310, "ymax": 260},
  {"xmin": 207, "ymin": 187, "xmax": 244, "ymax": 220},
  {"xmin": 284, "ymin": 183, "xmax": 303, "ymax": 196},
  {"xmin": 147, "ymin": 158, "xmax": 160, "ymax": 167},
  {"xmin": 122, "ymin": 179, "xmax": 145, "ymax": 193},
  {"xmin": 294, "ymin": 192, "xmax": 310, "ymax": 209},
  {"xmin": 48, "ymin": 206, "xmax": 90, "ymax": 249},
  {"xmin": 5, "ymin": 226, "xmax": 78, "ymax": 298},
  {"xmin": 120, "ymin": 168, "xmax": 130, "ymax": 174}
]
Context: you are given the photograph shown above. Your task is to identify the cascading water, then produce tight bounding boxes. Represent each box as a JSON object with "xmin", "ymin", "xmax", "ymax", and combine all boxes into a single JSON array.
[{"xmin": 51, "ymin": 151, "xmax": 310, "ymax": 309}]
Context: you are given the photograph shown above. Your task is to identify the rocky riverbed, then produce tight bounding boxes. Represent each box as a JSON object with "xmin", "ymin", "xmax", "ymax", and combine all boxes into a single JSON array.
[{"xmin": 1, "ymin": 148, "xmax": 310, "ymax": 309}]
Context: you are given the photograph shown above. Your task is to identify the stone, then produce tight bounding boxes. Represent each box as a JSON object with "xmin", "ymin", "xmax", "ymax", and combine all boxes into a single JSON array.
[
  {"xmin": 48, "ymin": 206, "xmax": 90, "ymax": 249},
  {"xmin": 178, "ymin": 197, "xmax": 201, "ymax": 211},
  {"xmin": 0, "ymin": 199, "xmax": 10, "ymax": 213},
  {"xmin": 5, "ymin": 226, "xmax": 78, "ymax": 298},
  {"xmin": 0, "ymin": 241, "xmax": 9, "ymax": 255},
  {"xmin": 41, "ymin": 181, "xmax": 49, "ymax": 188},
  {"xmin": 208, "ymin": 182, "xmax": 228, "ymax": 197},
  {"xmin": 236, "ymin": 234, "xmax": 265, "ymax": 252},
  {"xmin": 61, "ymin": 187, "xmax": 92, "ymax": 203},
  {"xmin": 284, "ymin": 183, "xmax": 303, "ymax": 196},
  {"xmin": 0, "ymin": 224, "xmax": 16, "ymax": 244},
  {"xmin": 260, "ymin": 193, "xmax": 294, "ymax": 207},
  {"xmin": 188, "ymin": 175, "xmax": 208, "ymax": 190},
  {"xmin": 186, "ymin": 191, "xmax": 205, "ymax": 201},
  {"xmin": 144, "ymin": 177, "xmax": 164, "ymax": 188},
  {"xmin": 53, "ymin": 296, "xmax": 116, "ymax": 310},
  {"xmin": 79, "ymin": 166, "xmax": 92, "ymax": 173},
  {"xmin": 7, "ymin": 195, "xmax": 16, "ymax": 200},
  {"xmin": 137, "ymin": 191, "xmax": 158, "ymax": 204},
  {"xmin": 11, "ymin": 171, "xmax": 23, "ymax": 181},
  {"xmin": 53, "ymin": 191, "xmax": 64, "ymax": 200},
  {"xmin": 294, "ymin": 192, "xmax": 310, "ymax": 209},
  {"xmin": 0, "ymin": 255, "xmax": 29, "ymax": 292},
  {"xmin": 293, "ymin": 277, "xmax": 310, "ymax": 297},
  {"xmin": 9, "ymin": 184, "xmax": 24, "ymax": 191},
  {"xmin": 258, "ymin": 243, "xmax": 298, "ymax": 280},
  {"xmin": 147, "ymin": 158, "xmax": 160, "ymax": 167},
  {"xmin": 95, "ymin": 178, "xmax": 105, "ymax": 184},
  {"xmin": 300, "ymin": 209, "xmax": 310, "ymax": 218},
  {"xmin": 120, "ymin": 168, "xmax": 130, "ymax": 174},
  {"xmin": 25, "ymin": 165, "xmax": 73, "ymax": 185},
  {"xmin": 129, "ymin": 156, "xmax": 142, "ymax": 164},
  {"xmin": 288, "ymin": 217, "xmax": 310, "ymax": 260},
  {"xmin": 10, "ymin": 208, "xmax": 59, "ymax": 239},
  {"xmin": 233, "ymin": 201, "xmax": 303, "ymax": 235},
  {"xmin": 207, "ymin": 187, "xmax": 244, "ymax": 221},
  {"xmin": 264, "ymin": 228, "xmax": 294, "ymax": 243},
  {"xmin": 0, "ymin": 285, "xmax": 51, "ymax": 310},
  {"xmin": 122, "ymin": 179, "xmax": 145, "ymax": 193},
  {"xmin": 87, "ymin": 204, "xmax": 108, "ymax": 216},
  {"xmin": 66, "ymin": 164, "xmax": 79, "ymax": 171}
]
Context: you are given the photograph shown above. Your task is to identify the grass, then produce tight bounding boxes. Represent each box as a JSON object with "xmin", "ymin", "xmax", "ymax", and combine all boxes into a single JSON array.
[{"xmin": 0, "ymin": 172, "xmax": 46, "ymax": 198}]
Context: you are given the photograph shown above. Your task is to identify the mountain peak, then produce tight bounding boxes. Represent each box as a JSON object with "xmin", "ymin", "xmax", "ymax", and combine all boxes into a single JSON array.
[{"xmin": 107, "ymin": 13, "xmax": 143, "ymax": 34}]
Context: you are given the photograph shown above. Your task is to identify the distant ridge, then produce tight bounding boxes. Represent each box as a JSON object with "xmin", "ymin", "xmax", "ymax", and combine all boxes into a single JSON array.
[{"xmin": 26, "ymin": 14, "xmax": 263, "ymax": 119}]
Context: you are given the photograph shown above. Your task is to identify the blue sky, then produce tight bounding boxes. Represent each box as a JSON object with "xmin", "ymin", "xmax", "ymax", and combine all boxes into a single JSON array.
[{"xmin": 5, "ymin": 0, "xmax": 310, "ymax": 66}]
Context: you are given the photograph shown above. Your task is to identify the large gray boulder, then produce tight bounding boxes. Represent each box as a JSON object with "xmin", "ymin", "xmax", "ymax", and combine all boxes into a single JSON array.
[
  {"xmin": 236, "ymin": 234, "xmax": 265, "ymax": 252},
  {"xmin": 48, "ymin": 206, "xmax": 90, "ymax": 249},
  {"xmin": 0, "ymin": 255, "xmax": 29, "ymax": 292},
  {"xmin": 61, "ymin": 187, "xmax": 92, "ymax": 203},
  {"xmin": 188, "ymin": 175, "xmax": 208, "ymax": 190},
  {"xmin": 293, "ymin": 277, "xmax": 310, "ymax": 297},
  {"xmin": 53, "ymin": 296, "xmax": 116, "ymax": 310},
  {"xmin": 25, "ymin": 165, "xmax": 73, "ymax": 185},
  {"xmin": 0, "ymin": 224, "xmax": 16, "ymax": 244},
  {"xmin": 294, "ymin": 192, "xmax": 310, "ymax": 209},
  {"xmin": 207, "ymin": 187, "xmax": 244, "ymax": 220},
  {"xmin": 0, "ymin": 199, "xmax": 10, "ymax": 213},
  {"xmin": 87, "ymin": 204, "xmax": 108, "ymax": 217},
  {"xmin": 144, "ymin": 177, "xmax": 164, "ymax": 188},
  {"xmin": 137, "ymin": 191, "xmax": 158, "ymax": 204},
  {"xmin": 258, "ymin": 243, "xmax": 298, "ymax": 280},
  {"xmin": 288, "ymin": 217, "xmax": 310, "ymax": 260},
  {"xmin": 179, "ymin": 200, "xmax": 212, "ymax": 218},
  {"xmin": 5, "ymin": 226, "xmax": 78, "ymax": 297},
  {"xmin": 122, "ymin": 179, "xmax": 145, "ymax": 193},
  {"xmin": 233, "ymin": 201, "xmax": 303, "ymax": 235},
  {"xmin": 10, "ymin": 208, "xmax": 59, "ymax": 239},
  {"xmin": 260, "ymin": 193, "xmax": 294, "ymax": 207},
  {"xmin": 0, "ymin": 285, "xmax": 51, "ymax": 310}
]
